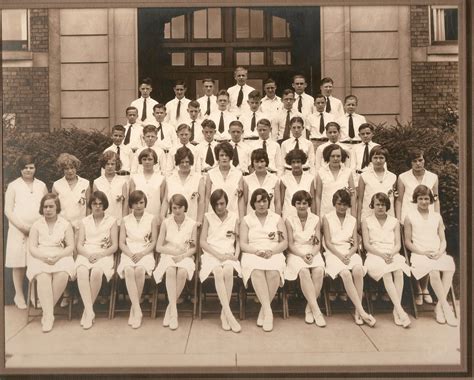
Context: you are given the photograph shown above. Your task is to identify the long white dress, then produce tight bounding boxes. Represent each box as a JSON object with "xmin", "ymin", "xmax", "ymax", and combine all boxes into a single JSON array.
[
  {"xmin": 93, "ymin": 175, "xmax": 127, "ymax": 225},
  {"xmin": 399, "ymin": 169, "xmax": 438, "ymax": 224},
  {"xmin": 359, "ymin": 168, "xmax": 397, "ymax": 221},
  {"xmin": 280, "ymin": 171, "xmax": 314, "ymax": 219},
  {"xmin": 165, "ymin": 171, "xmax": 202, "ymax": 221},
  {"xmin": 318, "ymin": 165, "xmax": 352, "ymax": 218},
  {"xmin": 53, "ymin": 176, "xmax": 89, "ymax": 230},
  {"xmin": 199, "ymin": 211, "xmax": 242, "ymax": 282},
  {"xmin": 323, "ymin": 210, "xmax": 366, "ymax": 279},
  {"xmin": 405, "ymin": 209, "xmax": 455, "ymax": 279},
  {"xmin": 240, "ymin": 210, "xmax": 286, "ymax": 287},
  {"xmin": 153, "ymin": 216, "xmax": 196, "ymax": 283},
  {"xmin": 5, "ymin": 177, "xmax": 47, "ymax": 268},
  {"xmin": 208, "ymin": 166, "xmax": 242, "ymax": 215},
  {"xmin": 363, "ymin": 215, "xmax": 410, "ymax": 281},
  {"xmin": 131, "ymin": 172, "xmax": 164, "ymax": 218},
  {"xmin": 26, "ymin": 216, "xmax": 76, "ymax": 280},
  {"xmin": 75, "ymin": 214, "xmax": 116, "ymax": 281},
  {"xmin": 244, "ymin": 172, "xmax": 279, "ymax": 214},
  {"xmin": 285, "ymin": 213, "xmax": 325, "ymax": 281},
  {"xmin": 116, "ymin": 212, "xmax": 156, "ymax": 278}
]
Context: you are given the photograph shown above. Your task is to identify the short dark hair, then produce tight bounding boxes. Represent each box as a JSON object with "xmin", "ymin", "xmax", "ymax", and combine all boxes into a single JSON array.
[
  {"xmin": 369, "ymin": 192, "xmax": 391, "ymax": 211},
  {"xmin": 139, "ymin": 77, "xmax": 153, "ymax": 86},
  {"xmin": 100, "ymin": 151, "xmax": 121, "ymax": 170},
  {"xmin": 170, "ymin": 193, "xmax": 188, "ymax": 213},
  {"xmin": 129, "ymin": 190, "xmax": 147, "ymax": 208},
  {"xmin": 313, "ymin": 93, "xmax": 326, "ymax": 102},
  {"xmin": 174, "ymin": 146, "xmax": 194, "ymax": 166},
  {"xmin": 290, "ymin": 116, "xmax": 304, "ymax": 126},
  {"xmin": 17, "ymin": 154, "xmax": 35, "ymax": 174},
  {"xmin": 143, "ymin": 125, "xmax": 157, "ymax": 135},
  {"xmin": 325, "ymin": 121, "xmax": 341, "ymax": 132},
  {"xmin": 188, "ymin": 100, "xmax": 200, "ymax": 109},
  {"xmin": 250, "ymin": 149, "xmax": 269, "ymax": 167},
  {"xmin": 282, "ymin": 88, "xmax": 295, "ymax": 97},
  {"xmin": 257, "ymin": 118, "xmax": 271, "ymax": 128},
  {"xmin": 201, "ymin": 119, "xmax": 216, "ymax": 130},
  {"xmin": 214, "ymin": 142, "xmax": 234, "ymax": 161},
  {"xmin": 210, "ymin": 189, "xmax": 228, "ymax": 213},
  {"xmin": 264, "ymin": 78, "xmax": 276, "ymax": 85},
  {"xmin": 332, "ymin": 189, "xmax": 352, "ymax": 207},
  {"xmin": 248, "ymin": 90, "xmax": 261, "ymax": 101},
  {"xmin": 112, "ymin": 124, "xmax": 125, "ymax": 134},
  {"xmin": 176, "ymin": 123, "xmax": 191, "ymax": 133},
  {"xmin": 202, "ymin": 78, "xmax": 215, "ymax": 84},
  {"xmin": 153, "ymin": 103, "xmax": 166, "ymax": 112},
  {"xmin": 369, "ymin": 145, "xmax": 389, "ymax": 162},
  {"xmin": 322, "ymin": 144, "xmax": 348, "ymax": 163},
  {"xmin": 217, "ymin": 89, "xmax": 230, "ymax": 98},
  {"xmin": 320, "ymin": 77, "xmax": 334, "ymax": 86},
  {"xmin": 358, "ymin": 123, "xmax": 374, "ymax": 133},
  {"xmin": 412, "ymin": 184, "xmax": 435, "ymax": 204},
  {"xmin": 88, "ymin": 190, "xmax": 109, "ymax": 211},
  {"xmin": 174, "ymin": 80, "xmax": 186, "ymax": 88},
  {"xmin": 125, "ymin": 106, "xmax": 138, "ymax": 115},
  {"xmin": 285, "ymin": 149, "xmax": 308, "ymax": 165},
  {"xmin": 344, "ymin": 94, "xmax": 358, "ymax": 104},
  {"xmin": 406, "ymin": 148, "xmax": 424, "ymax": 167},
  {"xmin": 250, "ymin": 188, "xmax": 270, "ymax": 210},
  {"xmin": 292, "ymin": 74, "xmax": 306, "ymax": 82},
  {"xmin": 39, "ymin": 193, "xmax": 61, "ymax": 215},
  {"xmin": 229, "ymin": 120, "xmax": 244, "ymax": 130},
  {"xmin": 138, "ymin": 148, "xmax": 158, "ymax": 164},
  {"xmin": 291, "ymin": 190, "xmax": 312, "ymax": 207}
]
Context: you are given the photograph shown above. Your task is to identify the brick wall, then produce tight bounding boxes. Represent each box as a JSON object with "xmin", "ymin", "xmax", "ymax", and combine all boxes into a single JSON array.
[
  {"xmin": 30, "ymin": 9, "xmax": 49, "ymax": 52},
  {"xmin": 410, "ymin": 5, "xmax": 429, "ymax": 47}
]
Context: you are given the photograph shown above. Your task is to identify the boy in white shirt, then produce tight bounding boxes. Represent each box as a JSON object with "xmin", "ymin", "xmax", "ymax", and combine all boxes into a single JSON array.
[
  {"xmin": 103, "ymin": 125, "xmax": 133, "ymax": 176},
  {"xmin": 306, "ymin": 93, "xmax": 335, "ymax": 152},
  {"xmin": 251, "ymin": 118, "xmax": 283, "ymax": 176},
  {"xmin": 131, "ymin": 125, "xmax": 167, "ymax": 175},
  {"xmin": 281, "ymin": 116, "xmax": 315, "ymax": 173},
  {"xmin": 151, "ymin": 103, "xmax": 177, "ymax": 151},
  {"xmin": 208, "ymin": 90, "xmax": 237, "ymax": 142},
  {"xmin": 336, "ymin": 94, "xmax": 367, "ymax": 153},
  {"xmin": 194, "ymin": 119, "xmax": 218, "ymax": 174},
  {"xmin": 350, "ymin": 123, "xmax": 380, "ymax": 186},
  {"xmin": 320, "ymin": 77, "xmax": 344, "ymax": 119},
  {"xmin": 292, "ymin": 74, "xmax": 314, "ymax": 119},
  {"xmin": 240, "ymin": 90, "xmax": 269, "ymax": 141},
  {"xmin": 180, "ymin": 100, "xmax": 205, "ymax": 145},
  {"xmin": 271, "ymin": 89, "xmax": 303, "ymax": 144},
  {"xmin": 314, "ymin": 122, "xmax": 350, "ymax": 172},
  {"xmin": 165, "ymin": 80, "xmax": 191, "ymax": 127},
  {"xmin": 197, "ymin": 78, "xmax": 218, "ymax": 117},
  {"xmin": 260, "ymin": 78, "xmax": 281, "ymax": 117},
  {"xmin": 130, "ymin": 77, "xmax": 159, "ymax": 125},
  {"xmin": 228, "ymin": 120, "xmax": 251, "ymax": 175},
  {"xmin": 123, "ymin": 106, "xmax": 144, "ymax": 153},
  {"xmin": 227, "ymin": 66, "xmax": 255, "ymax": 117}
]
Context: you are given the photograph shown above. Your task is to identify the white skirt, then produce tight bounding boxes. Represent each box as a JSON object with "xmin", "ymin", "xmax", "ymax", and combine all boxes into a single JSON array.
[
  {"xmin": 323, "ymin": 251, "xmax": 366, "ymax": 279},
  {"xmin": 199, "ymin": 252, "xmax": 242, "ymax": 282},
  {"xmin": 153, "ymin": 254, "xmax": 195, "ymax": 284},
  {"xmin": 116, "ymin": 253, "xmax": 156, "ymax": 279},
  {"xmin": 26, "ymin": 254, "xmax": 76, "ymax": 280},
  {"xmin": 364, "ymin": 253, "xmax": 411, "ymax": 282},
  {"xmin": 240, "ymin": 252, "xmax": 286, "ymax": 287},
  {"xmin": 5, "ymin": 225, "xmax": 28, "ymax": 268},
  {"xmin": 410, "ymin": 253, "xmax": 455, "ymax": 280},
  {"xmin": 75, "ymin": 254, "xmax": 115, "ymax": 282},
  {"xmin": 284, "ymin": 253, "xmax": 325, "ymax": 281}
]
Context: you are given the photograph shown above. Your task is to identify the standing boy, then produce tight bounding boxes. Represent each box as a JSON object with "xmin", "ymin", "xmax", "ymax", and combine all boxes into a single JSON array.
[
  {"xmin": 336, "ymin": 94, "xmax": 367, "ymax": 153},
  {"xmin": 194, "ymin": 119, "xmax": 218, "ymax": 174},
  {"xmin": 197, "ymin": 78, "xmax": 218, "ymax": 117},
  {"xmin": 227, "ymin": 66, "xmax": 255, "ymax": 117},
  {"xmin": 228, "ymin": 120, "xmax": 251, "ymax": 175},
  {"xmin": 151, "ymin": 103, "xmax": 176, "ymax": 151},
  {"xmin": 239, "ymin": 90, "xmax": 269, "ymax": 140},
  {"xmin": 320, "ymin": 77, "xmax": 344, "ymax": 119},
  {"xmin": 292, "ymin": 74, "xmax": 314, "ymax": 118},
  {"xmin": 123, "ymin": 106, "xmax": 144, "ymax": 153},
  {"xmin": 181, "ymin": 100, "xmax": 205, "ymax": 145},
  {"xmin": 165, "ymin": 80, "xmax": 191, "ymax": 127},
  {"xmin": 281, "ymin": 116, "xmax": 315, "ymax": 173},
  {"xmin": 104, "ymin": 124, "xmax": 133, "ymax": 175},
  {"xmin": 260, "ymin": 78, "xmax": 281, "ymax": 117},
  {"xmin": 130, "ymin": 77, "xmax": 159, "ymax": 125},
  {"xmin": 306, "ymin": 94, "xmax": 335, "ymax": 152},
  {"xmin": 251, "ymin": 118, "xmax": 284, "ymax": 176},
  {"xmin": 271, "ymin": 89, "xmax": 303, "ymax": 144},
  {"xmin": 350, "ymin": 123, "xmax": 380, "ymax": 186},
  {"xmin": 208, "ymin": 90, "xmax": 237, "ymax": 142}
]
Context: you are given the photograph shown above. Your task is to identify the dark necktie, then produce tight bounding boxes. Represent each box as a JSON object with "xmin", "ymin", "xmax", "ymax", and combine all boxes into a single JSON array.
[
  {"xmin": 205, "ymin": 143, "xmax": 215, "ymax": 166},
  {"xmin": 206, "ymin": 96, "xmax": 211, "ymax": 115},
  {"xmin": 219, "ymin": 112, "xmax": 225, "ymax": 133},
  {"xmin": 262, "ymin": 140, "xmax": 267, "ymax": 152},
  {"xmin": 157, "ymin": 122, "xmax": 164, "ymax": 140},
  {"xmin": 124, "ymin": 124, "xmax": 132, "ymax": 145},
  {"xmin": 232, "ymin": 144, "xmax": 239, "ymax": 166},
  {"xmin": 190, "ymin": 121, "xmax": 195, "ymax": 142},
  {"xmin": 294, "ymin": 138, "xmax": 299, "ymax": 151},
  {"xmin": 283, "ymin": 110, "xmax": 291, "ymax": 140},
  {"xmin": 176, "ymin": 100, "xmax": 181, "ymax": 120},
  {"xmin": 251, "ymin": 112, "xmax": 256, "ymax": 132},
  {"xmin": 348, "ymin": 114, "xmax": 355, "ymax": 138},
  {"xmin": 298, "ymin": 95, "xmax": 303, "ymax": 113},
  {"xmin": 116, "ymin": 145, "xmax": 120, "ymax": 157},
  {"xmin": 319, "ymin": 113, "xmax": 325, "ymax": 134},
  {"xmin": 325, "ymin": 97, "xmax": 331, "ymax": 113},
  {"xmin": 361, "ymin": 143, "xmax": 370, "ymax": 169},
  {"xmin": 141, "ymin": 98, "xmax": 147, "ymax": 121},
  {"xmin": 237, "ymin": 86, "xmax": 244, "ymax": 107}
]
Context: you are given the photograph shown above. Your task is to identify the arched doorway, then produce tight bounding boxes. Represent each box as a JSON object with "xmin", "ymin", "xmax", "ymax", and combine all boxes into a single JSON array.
[{"xmin": 138, "ymin": 7, "xmax": 321, "ymax": 103}]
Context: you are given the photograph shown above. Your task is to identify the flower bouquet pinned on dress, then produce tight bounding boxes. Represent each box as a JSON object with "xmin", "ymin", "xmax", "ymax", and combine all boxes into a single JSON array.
[
  {"xmin": 116, "ymin": 194, "xmax": 125, "ymax": 203},
  {"xmin": 101, "ymin": 236, "xmax": 112, "ymax": 249},
  {"xmin": 78, "ymin": 189, "xmax": 87, "ymax": 206},
  {"xmin": 387, "ymin": 185, "xmax": 399, "ymax": 199},
  {"xmin": 268, "ymin": 231, "xmax": 284, "ymax": 242},
  {"xmin": 226, "ymin": 230, "xmax": 237, "ymax": 239},
  {"xmin": 342, "ymin": 186, "xmax": 355, "ymax": 196},
  {"xmin": 308, "ymin": 234, "xmax": 320, "ymax": 246},
  {"xmin": 144, "ymin": 232, "xmax": 152, "ymax": 247},
  {"xmin": 58, "ymin": 238, "xmax": 67, "ymax": 248},
  {"xmin": 190, "ymin": 191, "xmax": 199, "ymax": 200}
]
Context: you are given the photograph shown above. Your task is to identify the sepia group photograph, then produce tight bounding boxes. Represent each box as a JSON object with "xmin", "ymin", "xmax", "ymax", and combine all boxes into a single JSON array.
[{"xmin": 1, "ymin": 0, "xmax": 472, "ymax": 378}]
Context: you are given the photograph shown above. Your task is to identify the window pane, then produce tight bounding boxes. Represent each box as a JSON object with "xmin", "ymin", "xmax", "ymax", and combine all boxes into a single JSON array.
[
  {"xmin": 247, "ymin": 79, "xmax": 263, "ymax": 93},
  {"xmin": 208, "ymin": 52, "xmax": 222, "ymax": 66},
  {"xmin": 193, "ymin": 9, "xmax": 207, "ymax": 39},
  {"xmin": 164, "ymin": 22, "xmax": 171, "ymax": 39},
  {"xmin": 272, "ymin": 51, "xmax": 287, "ymax": 65},
  {"xmin": 2, "ymin": 9, "xmax": 28, "ymax": 51},
  {"xmin": 287, "ymin": 22, "xmax": 291, "ymax": 38},
  {"xmin": 251, "ymin": 51, "xmax": 264, "ymax": 65},
  {"xmin": 172, "ymin": 15, "xmax": 185, "ymax": 39},
  {"xmin": 208, "ymin": 8, "xmax": 222, "ymax": 39},
  {"xmin": 250, "ymin": 10, "xmax": 264, "ymax": 39},
  {"xmin": 194, "ymin": 52, "xmax": 207, "ymax": 66},
  {"xmin": 287, "ymin": 52, "xmax": 292, "ymax": 65},
  {"xmin": 272, "ymin": 16, "xmax": 286, "ymax": 38},
  {"xmin": 236, "ymin": 8, "xmax": 249, "ymax": 39},
  {"xmin": 444, "ymin": 9, "xmax": 458, "ymax": 40},
  {"xmin": 236, "ymin": 52, "xmax": 250, "ymax": 66},
  {"xmin": 171, "ymin": 52, "xmax": 185, "ymax": 66}
]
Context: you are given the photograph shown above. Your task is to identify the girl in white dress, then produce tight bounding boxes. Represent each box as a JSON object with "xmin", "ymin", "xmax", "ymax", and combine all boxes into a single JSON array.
[
  {"xmin": 199, "ymin": 189, "xmax": 242, "ymax": 333},
  {"xmin": 129, "ymin": 148, "xmax": 166, "ymax": 220},
  {"xmin": 403, "ymin": 185, "xmax": 457, "ymax": 327},
  {"xmin": 162, "ymin": 147, "xmax": 205, "ymax": 225},
  {"xmin": 395, "ymin": 148, "xmax": 440, "ymax": 305},
  {"xmin": 280, "ymin": 149, "xmax": 315, "ymax": 219},
  {"xmin": 322, "ymin": 189, "xmax": 376, "ymax": 327},
  {"xmin": 205, "ymin": 142, "xmax": 244, "ymax": 218},
  {"xmin": 93, "ymin": 151, "xmax": 128, "ymax": 226},
  {"xmin": 118, "ymin": 190, "xmax": 158, "ymax": 329},
  {"xmin": 361, "ymin": 193, "xmax": 411, "ymax": 327},
  {"xmin": 240, "ymin": 188, "xmax": 288, "ymax": 332},
  {"xmin": 285, "ymin": 190, "xmax": 326, "ymax": 327},
  {"xmin": 315, "ymin": 144, "xmax": 355, "ymax": 219},
  {"xmin": 76, "ymin": 191, "xmax": 118, "ymax": 329},
  {"xmin": 243, "ymin": 149, "xmax": 281, "ymax": 215},
  {"xmin": 357, "ymin": 146, "xmax": 397, "ymax": 225},
  {"xmin": 28, "ymin": 194, "xmax": 75, "ymax": 332},
  {"xmin": 5, "ymin": 155, "xmax": 47, "ymax": 309},
  {"xmin": 154, "ymin": 194, "xmax": 198, "ymax": 330}
]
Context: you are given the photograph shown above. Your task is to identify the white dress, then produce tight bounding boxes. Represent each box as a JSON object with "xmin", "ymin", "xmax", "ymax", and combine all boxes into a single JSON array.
[
  {"xmin": 360, "ymin": 168, "xmax": 397, "ymax": 221},
  {"xmin": 116, "ymin": 212, "xmax": 156, "ymax": 278},
  {"xmin": 53, "ymin": 176, "xmax": 89, "ymax": 229},
  {"xmin": 165, "ymin": 171, "xmax": 202, "ymax": 221},
  {"xmin": 131, "ymin": 172, "xmax": 164, "ymax": 218},
  {"xmin": 399, "ymin": 170, "xmax": 438, "ymax": 224},
  {"xmin": 405, "ymin": 209, "xmax": 455, "ymax": 279},
  {"xmin": 26, "ymin": 216, "xmax": 76, "ymax": 280},
  {"xmin": 318, "ymin": 165, "xmax": 352, "ymax": 218},
  {"xmin": 240, "ymin": 211, "xmax": 286, "ymax": 287},
  {"xmin": 285, "ymin": 213, "xmax": 325, "ymax": 281},
  {"xmin": 363, "ymin": 215, "xmax": 410, "ymax": 281},
  {"xmin": 208, "ymin": 166, "xmax": 242, "ymax": 215},
  {"xmin": 199, "ymin": 211, "xmax": 242, "ymax": 282},
  {"xmin": 323, "ymin": 210, "xmax": 365, "ymax": 279},
  {"xmin": 153, "ymin": 216, "xmax": 196, "ymax": 283},
  {"xmin": 280, "ymin": 171, "xmax": 314, "ymax": 219},
  {"xmin": 93, "ymin": 175, "xmax": 127, "ymax": 225},
  {"xmin": 5, "ymin": 177, "xmax": 46, "ymax": 268},
  {"xmin": 244, "ymin": 172, "xmax": 279, "ymax": 214},
  {"xmin": 75, "ymin": 214, "xmax": 116, "ymax": 281}
]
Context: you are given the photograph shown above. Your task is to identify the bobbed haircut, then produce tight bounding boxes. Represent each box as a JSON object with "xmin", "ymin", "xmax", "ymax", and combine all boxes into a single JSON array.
[
  {"xmin": 174, "ymin": 146, "xmax": 194, "ymax": 166},
  {"xmin": 17, "ymin": 154, "xmax": 35, "ymax": 174},
  {"xmin": 250, "ymin": 149, "xmax": 269, "ymax": 167},
  {"xmin": 332, "ymin": 189, "xmax": 352, "ymax": 207},
  {"xmin": 88, "ymin": 190, "xmax": 109, "ymax": 210},
  {"xmin": 39, "ymin": 193, "xmax": 61, "ymax": 215},
  {"xmin": 56, "ymin": 153, "xmax": 81, "ymax": 170},
  {"xmin": 250, "ymin": 188, "xmax": 270, "ymax": 210},
  {"xmin": 210, "ymin": 189, "xmax": 228, "ymax": 213},
  {"xmin": 169, "ymin": 193, "xmax": 188, "ymax": 213},
  {"xmin": 128, "ymin": 190, "xmax": 147, "ymax": 208},
  {"xmin": 369, "ymin": 145, "xmax": 389, "ymax": 162},
  {"xmin": 214, "ymin": 142, "xmax": 234, "ymax": 160},
  {"xmin": 285, "ymin": 149, "xmax": 308, "ymax": 165},
  {"xmin": 100, "ymin": 151, "xmax": 121, "ymax": 170},
  {"xmin": 369, "ymin": 192, "xmax": 391, "ymax": 211},
  {"xmin": 291, "ymin": 190, "xmax": 312, "ymax": 207},
  {"xmin": 322, "ymin": 144, "xmax": 348, "ymax": 163},
  {"xmin": 406, "ymin": 148, "xmax": 424, "ymax": 167},
  {"xmin": 138, "ymin": 148, "xmax": 158, "ymax": 164},
  {"xmin": 412, "ymin": 184, "xmax": 435, "ymax": 204}
]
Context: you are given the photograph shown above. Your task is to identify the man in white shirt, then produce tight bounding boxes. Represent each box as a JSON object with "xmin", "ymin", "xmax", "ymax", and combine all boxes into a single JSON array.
[
  {"xmin": 350, "ymin": 123, "xmax": 380, "ymax": 186},
  {"xmin": 260, "ymin": 78, "xmax": 281, "ymax": 117},
  {"xmin": 208, "ymin": 90, "xmax": 238, "ymax": 142},
  {"xmin": 306, "ymin": 94, "xmax": 335, "ymax": 152},
  {"xmin": 123, "ymin": 106, "xmax": 144, "ymax": 153},
  {"xmin": 292, "ymin": 74, "xmax": 314, "ymax": 119},
  {"xmin": 130, "ymin": 77, "xmax": 159, "ymax": 126},
  {"xmin": 228, "ymin": 120, "xmax": 251, "ymax": 175},
  {"xmin": 250, "ymin": 118, "xmax": 284, "ymax": 176},
  {"xmin": 194, "ymin": 119, "xmax": 218, "ymax": 174},
  {"xmin": 281, "ymin": 116, "xmax": 315, "ymax": 173},
  {"xmin": 239, "ymin": 90, "xmax": 270, "ymax": 141},
  {"xmin": 320, "ymin": 77, "xmax": 344, "ymax": 119},
  {"xmin": 197, "ymin": 78, "xmax": 218, "ymax": 117},
  {"xmin": 180, "ymin": 100, "xmax": 205, "ymax": 145},
  {"xmin": 151, "ymin": 104, "xmax": 176, "ymax": 152},
  {"xmin": 336, "ymin": 95, "xmax": 367, "ymax": 154},
  {"xmin": 227, "ymin": 66, "xmax": 255, "ymax": 117},
  {"xmin": 165, "ymin": 80, "xmax": 191, "ymax": 127},
  {"xmin": 271, "ymin": 89, "xmax": 303, "ymax": 144},
  {"xmin": 103, "ymin": 125, "xmax": 133, "ymax": 175}
]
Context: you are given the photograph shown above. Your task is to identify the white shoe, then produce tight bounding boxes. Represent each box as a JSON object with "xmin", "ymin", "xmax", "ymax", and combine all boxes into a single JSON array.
[
  {"xmin": 220, "ymin": 311, "xmax": 230, "ymax": 331},
  {"xmin": 415, "ymin": 294, "xmax": 423, "ymax": 306},
  {"xmin": 14, "ymin": 296, "xmax": 27, "ymax": 310},
  {"xmin": 423, "ymin": 293, "xmax": 433, "ymax": 304},
  {"xmin": 313, "ymin": 312, "xmax": 326, "ymax": 327},
  {"xmin": 304, "ymin": 304, "xmax": 314, "ymax": 324},
  {"xmin": 441, "ymin": 303, "xmax": 458, "ymax": 327},
  {"xmin": 132, "ymin": 312, "xmax": 142, "ymax": 329},
  {"xmin": 163, "ymin": 306, "xmax": 170, "ymax": 327},
  {"xmin": 262, "ymin": 313, "xmax": 273, "ymax": 332},
  {"xmin": 399, "ymin": 312, "xmax": 411, "ymax": 328},
  {"xmin": 83, "ymin": 312, "xmax": 95, "ymax": 330},
  {"xmin": 41, "ymin": 316, "xmax": 54, "ymax": 333},
  {"xmin": 169, "ymin": 315, "xmax": 178, "ymax": 330},
  {"xmin": 227, "ymin": 314, "xmax": 242, "ymax": 333},
  {"xmin": 60, "ymin": 298, "xmax": 69, "ymax": 308},
  {"xmin": 434, "ymin": 303, "xmax": 446, "ymax": 324},
  {"xmin": 128, "ymin": 309, "xmax": 134, "ymax": 326},
  {"xmin": 393, "ymin": 309, "xmax": 402, "ymax": 326},
  {"xmin": 257, "ymin": 307, "xmax": 264, "ymax": 327},
  {"xmin": 354, "ymin": 312, "xmax": 364, "ymax": 325}
]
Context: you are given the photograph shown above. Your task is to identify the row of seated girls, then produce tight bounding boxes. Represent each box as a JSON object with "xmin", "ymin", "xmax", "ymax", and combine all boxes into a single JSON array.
[{"xmin": 5, "ymin": 144, "xmax": 457, "ymax": 333}]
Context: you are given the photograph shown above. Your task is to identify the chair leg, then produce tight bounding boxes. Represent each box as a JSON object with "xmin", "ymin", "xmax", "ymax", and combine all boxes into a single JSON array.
[
  {"xmin": 449, "ymin": 286, "xmax": 458, "ymax": 319},
  {"xmin": 324, "ymin": 278, "xmax": 332, "ymax": 317},
  {"xmin": 193, "ymin": 274, "xmax": 199, "ymax": 318},
  {"xmin": 151, "ymin": 284, "xmax": 158, "ymax": 319},
  {"xmin": 241, "ymin": 285, "xmax": 247, "ymax": 320},
  {"xmin": 26, "ymin": 280, "xmax": 33, "ymax": 324},
  {"xmin": 108, "ymin": 275, "xmax": 116, "ymax": 319},
  {"xmin": 198, "ymin": 280, "xmax": 203, "ymax": 320},
  {"xmin": 409, "ymin": 276, "xmax": 419, "ymax": 319}
]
